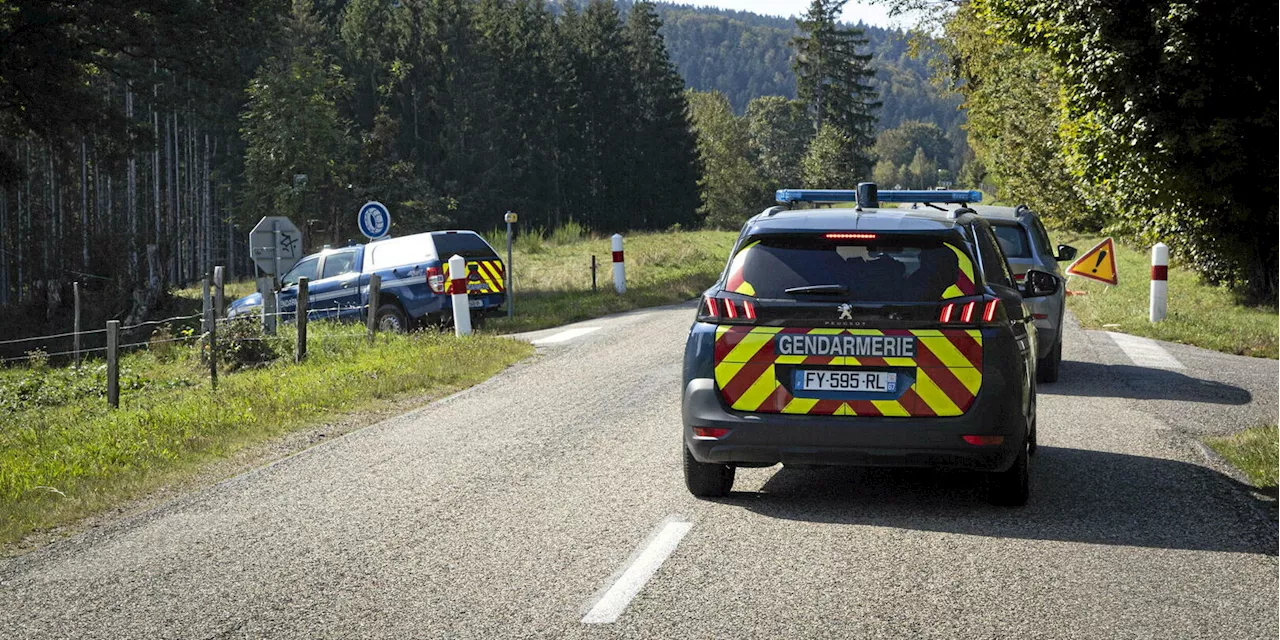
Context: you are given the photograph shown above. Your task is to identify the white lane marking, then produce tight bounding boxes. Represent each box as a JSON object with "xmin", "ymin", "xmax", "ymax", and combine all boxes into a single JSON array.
[
  {"xmin": 531, "ymin": 327, "xmax": 600, "ymax": 345},
  {"xmin": 1107, "ymin": 331, "xmax": 1185, "ymax": 369},
  {"xmin": 582, "ymin": 520, "xmax": 693, "ymax": 624}
]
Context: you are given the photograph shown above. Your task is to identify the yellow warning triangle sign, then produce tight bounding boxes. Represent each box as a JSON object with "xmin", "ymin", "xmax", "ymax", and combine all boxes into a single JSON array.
[{"xmin": 1065, "ymin": 237, "xmax": 1118, "ymax": 285}]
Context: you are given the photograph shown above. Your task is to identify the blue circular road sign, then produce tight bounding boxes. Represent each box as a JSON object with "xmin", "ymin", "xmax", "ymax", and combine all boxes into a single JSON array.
[{"xmin": 358, "ymin": 201, "xmax": 391, "ymax": 239}]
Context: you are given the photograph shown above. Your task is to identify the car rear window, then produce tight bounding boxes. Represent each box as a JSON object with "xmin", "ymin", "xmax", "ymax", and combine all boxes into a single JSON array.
[
  {"xmin": 725, "ymin": 236, "xmax": 968, "ymax": 302},
  {"xmin": 991, "ymin": 224, "xmax": 1031, "ymax": 258},
  {"xmin": 432, "ymin": 232, "xmax": 498, "ymax": 259}
]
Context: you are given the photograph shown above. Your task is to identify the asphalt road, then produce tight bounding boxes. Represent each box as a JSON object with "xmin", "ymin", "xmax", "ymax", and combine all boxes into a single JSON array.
[{"xmin": 2, "ymin": 305, "xmax": 1276, "ymax": 639}]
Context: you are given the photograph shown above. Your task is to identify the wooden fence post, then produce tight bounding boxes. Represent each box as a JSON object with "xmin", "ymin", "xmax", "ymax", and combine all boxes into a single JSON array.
[
  {"xmin": 366, "ymin": 273, "xmax": 381, "ymax": 342},
  {"xmin": 106, "ymin": 320, "xmax": 119, "ymax": 408},
  {"xmin": 73, "ymin": 281, "xmax": 82, "ymax": 367},
  {"xmin": 296, "ymin": 277, "xmax": 308, "ymax": 363},
  {"xmin": 213, "ymin": 265, "xmax": 225, "ymax": 321},
  {"xmin": 206, "ymin": 288, "xmax": 217, "ymax": 390},
  {"xmin": 201, "ymin": 277, "xmax": 211, "ymax": 334}
]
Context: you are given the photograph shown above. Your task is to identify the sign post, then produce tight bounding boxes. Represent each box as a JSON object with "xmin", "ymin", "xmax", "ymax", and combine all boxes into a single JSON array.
[
  {"xmin": 358, "ymin": 201, "xmax": 391, "ymax": 240},
  {"xmin": 504, "ymin": 211, "xmax": 517, "ymax": 318}
]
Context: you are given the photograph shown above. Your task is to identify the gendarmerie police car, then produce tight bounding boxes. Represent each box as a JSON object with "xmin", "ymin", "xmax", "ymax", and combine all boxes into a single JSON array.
[
  {"xmin": 227, "ymin": 230, "xmax": 506, "ymax": 330},
  {"xmin": 681, "ymin": 184, "xmax": 1060, "ymax": 505}
]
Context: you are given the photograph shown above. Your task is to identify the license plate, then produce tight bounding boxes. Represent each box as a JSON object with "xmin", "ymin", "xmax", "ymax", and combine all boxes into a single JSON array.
[
  {"xmin": 468, "ymin": 299, "xmax": 483, "ymax": 308},
  {"xmin": 794, "ymin": 370, "xmax": 896, "ymax": 393}
]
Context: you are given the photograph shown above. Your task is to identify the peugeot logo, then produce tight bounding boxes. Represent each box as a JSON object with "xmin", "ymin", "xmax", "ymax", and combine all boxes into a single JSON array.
[{"xmin": 837, "ymin": 303, "xmax": 853, "ymax": 319}]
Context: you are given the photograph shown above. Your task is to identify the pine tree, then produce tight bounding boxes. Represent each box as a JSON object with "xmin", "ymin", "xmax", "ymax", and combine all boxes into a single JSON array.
[
  {"xmin": 687, "ymin": 90, "xmax": 763, "ymax": 229},
  {"xmin": 240, "ymin": 0, "xmax": 355, "ymax": 240},
  {"xmin": 564, "ymin": 0, "xmax": 636, "ymax": 231},
  {"xmin": 746, "ymin": 96, "xmax": 811, "ymax": 192},
  {"xmin": 791, "ymin": 0, "xmax": 879, "ymax": 180},
  {"xmin": 801, "ymin": 124, "xmax": 854, "ymax": 189},
  {"xmin": 622, "ymin": 1, "xmax": 700, "ymax": 229}
]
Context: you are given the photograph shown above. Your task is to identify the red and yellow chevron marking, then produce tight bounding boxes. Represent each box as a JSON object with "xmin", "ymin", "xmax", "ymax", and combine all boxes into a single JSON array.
[
  {"xmin": 942, "ymin": 243, "xmax": 976, "ymax": 299},
  {"xmin": 714, "ymin": 326, "xmax": 983, "ymax": 417},
  {"xmin": 443, "ymin": 259, "xmax": 505, "ymax": 293},
  {"xmin": 724, "ymin": 241, "xmax": 758, "ymax": 296}
]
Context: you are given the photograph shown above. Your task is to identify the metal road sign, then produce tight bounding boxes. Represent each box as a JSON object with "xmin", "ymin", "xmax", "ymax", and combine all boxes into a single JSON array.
[
  {"xmin": 1066, "ymin": 237, "xmax": 1118, "ymax": 285},
  {"xmin": 249, "ymin": 216, "xmax": 303, "ymax": 277},
  {"xmin": 359, "ymin": 201, "xmax": 391, "ymax": 239}
]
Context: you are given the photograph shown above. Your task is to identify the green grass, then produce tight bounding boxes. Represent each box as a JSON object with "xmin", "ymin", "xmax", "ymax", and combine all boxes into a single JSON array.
[
  {"xmin": 0, "ymin": 322, "xmax": 531, "ymax": 545},
  {"xmin": 0, "ymin": 225, "xmax": 743, "ymax": 547},
  {"xmin": 1205, "ymin": 425, "xmax": 1279, "ymax": 488},
  {"xmin": 1057, "ymin": 233, "xmax": 1278, "ymax": 359},
  {"xmin": 485, "ymin": 229, "xmax": 738, "ymax": 333}
]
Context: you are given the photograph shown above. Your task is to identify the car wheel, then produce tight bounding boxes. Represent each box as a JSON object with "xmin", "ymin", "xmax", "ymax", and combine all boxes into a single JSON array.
[
  {"xmin": 684, "ymin": 444, "xmax": 734, "ymax": 498},
  {"xmin": 988, "ymin": 443, "xmax": 1030, "ymax": 506},
  {"xmin": 375, "ymin": 303, "xmax": 409, "ymax": 333},
  {"xmin": 1037, "ymin": 339, "xmax": 1061, "ymax": 383}
]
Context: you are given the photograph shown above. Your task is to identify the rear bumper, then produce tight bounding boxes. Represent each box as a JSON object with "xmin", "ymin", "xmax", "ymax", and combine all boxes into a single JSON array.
[{"xmin": 682, "ymin": 377, "xmax": 1024, "ymax": 472}]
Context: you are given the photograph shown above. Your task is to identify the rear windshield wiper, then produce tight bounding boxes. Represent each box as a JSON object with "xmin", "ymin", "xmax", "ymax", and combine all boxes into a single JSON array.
[{"xmin": 783, "ymin": 284, "xmax": 849, "ymax": 295}]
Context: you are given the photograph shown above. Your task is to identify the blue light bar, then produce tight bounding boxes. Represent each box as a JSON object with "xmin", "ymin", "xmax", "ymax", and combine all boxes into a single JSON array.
[
  {"xmin": 775, "ymin": 188, "xmax": 983, "ymax": 205},
  {"xmin": 775, "ymin": 189, "xmax": 858, "ymax": 204},
  {"xmin": 878, "ymin": 189, "xmax": 983, "ymax": 203}
]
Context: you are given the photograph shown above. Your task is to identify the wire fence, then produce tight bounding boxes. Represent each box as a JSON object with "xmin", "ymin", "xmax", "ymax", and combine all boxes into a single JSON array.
[{"xmin": 1, "ymin": 265, "xmax": 503, "ymax": 411}]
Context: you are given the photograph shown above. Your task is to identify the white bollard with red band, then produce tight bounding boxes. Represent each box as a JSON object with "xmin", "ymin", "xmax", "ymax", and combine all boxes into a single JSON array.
[
  {"xmin": 611, "ymin": 233, "xmax": 626, "ymax": 294},
  {"xmin": 449, "ymin": 253, "xmax": 472, "ymax": 336},
  {"xmin": 1150, "ymin": 242, "xmax": 1168, "ymax": 322}
]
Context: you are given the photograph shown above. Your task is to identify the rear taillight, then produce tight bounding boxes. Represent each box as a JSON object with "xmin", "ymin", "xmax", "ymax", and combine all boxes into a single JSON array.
[
  {"xmin": 938, "ymin": 297, "xmax": 1004, "ymax": 326},
  {"xmin": 693, "ymin": 427, "xmax": 731, "ymax": 439},
  {"xmin": 699, "ymin": 294, "xmax": 757, "ymax": 324},
  {"xmin": 427, "ymin": 266, "xmax": 445, "ymax": 293},
  {"xmin": 962, "ymin": 435, "xmax": 1005, "ymax": 446}
]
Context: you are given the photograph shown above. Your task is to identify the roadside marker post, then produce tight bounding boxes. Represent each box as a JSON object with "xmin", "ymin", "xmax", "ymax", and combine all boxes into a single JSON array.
[
  {"xmin": 612, "ymin": 234, "xmax": 626, "ymax": 294},
  {"xmin": 505, "ymin": 211, "xmax": 517, "ymax": 319},
  {"xmin": 449, "ymin": 254, "xmax": 472, "ymax": 336},
  {"xmin": 1150, "ymin": 243, "xmax": 1169, "ymax": 322},
  {"xmin": 591, "ymin": 255, "xmax": 598, "ymax": 291}
]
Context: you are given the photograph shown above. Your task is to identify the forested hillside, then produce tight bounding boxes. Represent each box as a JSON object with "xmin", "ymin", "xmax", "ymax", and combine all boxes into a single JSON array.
[
  {"xmin": 0, "ymin": 0, "xmax": 700, "ymax": 323},
  {"xmin": 654, "ymin": 3, "xmax": 964, "ymax": 133}
]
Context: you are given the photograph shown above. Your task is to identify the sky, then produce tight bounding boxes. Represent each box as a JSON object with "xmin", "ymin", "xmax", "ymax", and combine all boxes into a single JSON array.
[{"xmin": 680, "ymin": 1, "xmax": 908, "ymax": 27}]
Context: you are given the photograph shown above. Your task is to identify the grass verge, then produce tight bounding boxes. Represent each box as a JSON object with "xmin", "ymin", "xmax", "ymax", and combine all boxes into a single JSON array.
[
  {"xmin": 1056, "ymin": 233, "xmax": 1278, "ymax": 359},
  {"xmin": 484, "ymin": 228, "xmax": 738, "ymax": 333},
  {"xmin": 0, "ymin": 322, "xmax": 531, "ymax": 546},
  {"xmin": 1205, "ymin": 425, "xmax": 1279, "ymax": 488}
]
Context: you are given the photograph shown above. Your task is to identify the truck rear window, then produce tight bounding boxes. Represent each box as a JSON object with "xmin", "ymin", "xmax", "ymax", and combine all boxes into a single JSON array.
[
  {"xmin": 432, "ymin": 232, "xmax": 498, "ymax": 259},
  {"xmin": 725, "ymin": 236, "xmax": 969, "ymax": 302}
]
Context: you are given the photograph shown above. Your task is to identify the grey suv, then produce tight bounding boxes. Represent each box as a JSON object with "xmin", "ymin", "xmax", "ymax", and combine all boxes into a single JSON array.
[{"xmin": 965, "ymin": 205, "xmax": 1075, "ymax": 382}]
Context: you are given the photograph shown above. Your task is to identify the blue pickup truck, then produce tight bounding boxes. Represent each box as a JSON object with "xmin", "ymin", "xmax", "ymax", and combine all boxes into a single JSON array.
[{"xmin": 227, "ymin": 230, "xmax": 506, "ymax": 331}]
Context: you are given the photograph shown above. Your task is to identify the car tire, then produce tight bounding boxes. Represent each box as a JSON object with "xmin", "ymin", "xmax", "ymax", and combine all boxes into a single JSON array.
[
  {"xmin": 988, "ymin": 443, "xmax": 1030, "ymax": 506},
  {"xmin": 375, "ymin": 303, "xmax": 409, "ymax": 333},
  {"xmin": 1037, "ymin": 339, "xmax": 1061, "ymax": 383},
  {"xmin": 684, "ymin": 444, "xmax": 734, "ymax": 498},
  {"xmin": 1027, "ymin": 390, "xmax": 1038, "ymax": 456}
]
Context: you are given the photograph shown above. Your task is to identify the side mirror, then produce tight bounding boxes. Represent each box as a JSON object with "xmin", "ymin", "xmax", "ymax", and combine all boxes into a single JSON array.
[
  {"xmin": 1021, "ymin": 269, "xmax": 1060, "ymax": 298},
  {"xmin": 1056, "ymin": 244, "xmax": 1077, "ymax": 262}
]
